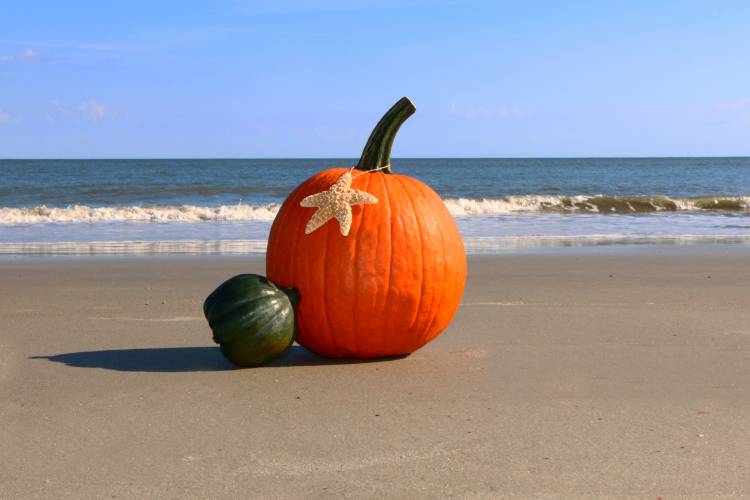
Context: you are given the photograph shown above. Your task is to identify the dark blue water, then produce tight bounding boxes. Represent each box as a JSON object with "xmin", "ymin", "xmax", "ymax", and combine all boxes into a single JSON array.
[
  {"xmin": 1, "ymin": 158, "xmax": 749, "ymax": 207},
  {"xmin": 0, "ymin": 158, "xmax": 748, "ymax": 254}
]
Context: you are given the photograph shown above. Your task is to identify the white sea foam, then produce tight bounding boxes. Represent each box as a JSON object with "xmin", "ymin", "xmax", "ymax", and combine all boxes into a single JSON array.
[
  {"xmin": 0, "ymin": 195, "xmax": 748, "ymax": 225},
  {"xmin": 0, "ymin": 239, "xmax": 269, "ymax": 255},
  {"xmin": 2, "ymin": 235, "xmax": 749, "ymax": 256},
  {"xmin": 443, "ymin": 195, "xmax": 750, "ymax": 216},
  {"xmin": 0, "ymin": 203, "xmax": 280, "ymax": 225},
  {"xmin": 443, "ymin": 196, "xmax": 587, "ymax": 216}
]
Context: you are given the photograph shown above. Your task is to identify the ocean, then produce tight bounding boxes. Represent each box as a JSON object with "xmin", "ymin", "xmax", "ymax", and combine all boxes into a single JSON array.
[{"xmin": 1, "ymin": 157, "xmax": 749, "ymax": 255}]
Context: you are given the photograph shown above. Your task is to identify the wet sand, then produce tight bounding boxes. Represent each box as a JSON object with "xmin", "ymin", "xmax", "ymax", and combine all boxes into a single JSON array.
[{"xmin": 2, "ymin": 250, "xmax": 750, "ymax": 498}]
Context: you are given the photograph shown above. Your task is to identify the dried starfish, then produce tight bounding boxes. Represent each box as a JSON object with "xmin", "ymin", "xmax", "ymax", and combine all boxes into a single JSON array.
[{"xmin": 300, "ymin": 171, "xmax": 378, "ymax": 236}]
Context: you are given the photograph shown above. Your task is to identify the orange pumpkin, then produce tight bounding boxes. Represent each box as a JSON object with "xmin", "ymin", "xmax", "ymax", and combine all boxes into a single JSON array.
[{"xmin": 266, "ymin": 97, "xmax": 466, "ymax": 358}]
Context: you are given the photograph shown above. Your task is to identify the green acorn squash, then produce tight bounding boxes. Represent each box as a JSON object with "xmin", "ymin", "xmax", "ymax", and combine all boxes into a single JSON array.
[{"xmin": 203, "ymin": 274, "xmax": 299, "ymax": 367}]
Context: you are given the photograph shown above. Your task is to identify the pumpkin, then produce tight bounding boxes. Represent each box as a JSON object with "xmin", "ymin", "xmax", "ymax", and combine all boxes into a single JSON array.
[
  {"xmin": 203, "ymin": 274, "xmax": 299, "ymax": 366},
  {"xmin": 266, "ymin": 97, "xmax": 466, "ymax": 358}
]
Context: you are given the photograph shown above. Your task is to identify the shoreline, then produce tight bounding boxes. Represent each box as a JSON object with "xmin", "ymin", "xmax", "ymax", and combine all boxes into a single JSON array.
[{"xmin": 2, "ymin": 239, "xmax": 750, "ymax": 259}]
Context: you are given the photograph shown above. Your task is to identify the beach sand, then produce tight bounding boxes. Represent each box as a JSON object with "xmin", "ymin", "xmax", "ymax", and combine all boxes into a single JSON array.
[{"xmin": 2, "ymin": 250, "xmax": 749, "ymax": 498}]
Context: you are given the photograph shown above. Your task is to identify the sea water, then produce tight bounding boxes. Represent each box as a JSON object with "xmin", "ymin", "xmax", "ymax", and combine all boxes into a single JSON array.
[{"xmin": 1, "ymin": 158, "xmax": 748, "ymax": 255}]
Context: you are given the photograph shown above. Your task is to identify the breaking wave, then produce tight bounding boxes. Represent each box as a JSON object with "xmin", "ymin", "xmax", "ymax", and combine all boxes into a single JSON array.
[
  {"xmin": 443, "ymin": 195, "xmax": 750, "ymax": 216},
  {"xmin": 1, "ymin": 195, "xmax": 749, "ymax": 225},
  {"xmin": 0, "ymin": 203, "xmax": 281, "ymax": 224}
]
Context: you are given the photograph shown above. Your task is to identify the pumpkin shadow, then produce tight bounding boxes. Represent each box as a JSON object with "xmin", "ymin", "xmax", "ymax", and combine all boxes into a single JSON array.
[
  {"xmin": 268, "ymin": 345, "xmax": 409, "ymax": 367},
  {"xmin": 30, "ymin": 345, "xmax": 406, "ymax": 372}
]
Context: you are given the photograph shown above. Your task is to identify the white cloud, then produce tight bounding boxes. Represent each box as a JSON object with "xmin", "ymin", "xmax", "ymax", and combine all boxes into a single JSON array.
[
  {"xmin": 44, "ymin": 100, "xmax": 70, "ymax": 124},
  {"xmin": 0, "ymin": 38, "xmax": 138, "ymax": 52},
  {"xmin": 80, "ymin": 101, "xmax": 106, "ymax": 121},
  {"xmin": 0, "ymin": 110, "xmax": 22, "ymax": 124},
  {"xmin": 0, "ymin": 48, "xmax": 39, "ymax": 63},
  {"xmin": 45, "ymin": 99, "xmax": 108, "ymax": 124},
  {"xmin": 52, "ymin": 100, "xmax": 68, "ymax": 113}
]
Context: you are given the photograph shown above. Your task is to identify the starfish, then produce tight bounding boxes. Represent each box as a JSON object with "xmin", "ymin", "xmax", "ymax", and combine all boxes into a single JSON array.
[{"xmin": 300, "ymin": 171, "xmax": 378, "ymax": 236}]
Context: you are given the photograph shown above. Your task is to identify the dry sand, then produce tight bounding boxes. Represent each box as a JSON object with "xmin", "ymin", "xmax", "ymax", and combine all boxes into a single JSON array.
[{"xmin": 1, "ymin": 250, "xmax": 750, "ymax": 498}]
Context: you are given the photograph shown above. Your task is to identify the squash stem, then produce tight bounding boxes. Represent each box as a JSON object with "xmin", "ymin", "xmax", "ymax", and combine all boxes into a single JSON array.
[
  {"xmin": 355, "ymin": 97, "xmax": 416, "ymax": 174},
  {"xmin": 280, "ymin": 286, "xmax": 300, "ymax": 309}
]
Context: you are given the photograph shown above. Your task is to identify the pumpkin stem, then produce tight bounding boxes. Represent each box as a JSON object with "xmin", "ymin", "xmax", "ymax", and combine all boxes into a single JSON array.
[{"xmin": 355, "ymin": 97, "xmax": 416, "ymax": 174}]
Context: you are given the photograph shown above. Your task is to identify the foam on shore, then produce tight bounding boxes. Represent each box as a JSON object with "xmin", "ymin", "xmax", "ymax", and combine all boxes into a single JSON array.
[{"xmin": 2, "ymin": 235, "xmax": 749, "ymax": 256}]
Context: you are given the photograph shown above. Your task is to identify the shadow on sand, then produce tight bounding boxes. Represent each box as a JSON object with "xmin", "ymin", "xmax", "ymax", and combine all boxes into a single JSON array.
[{"xmin": 30, "ymin": 345, "xmax": 406, "ymax": 372}]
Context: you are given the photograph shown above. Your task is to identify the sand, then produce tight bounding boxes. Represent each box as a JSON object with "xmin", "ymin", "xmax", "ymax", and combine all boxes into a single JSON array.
[{"xmin": 2, "ymin": 250, "xmax": 750, "ymax": 498}]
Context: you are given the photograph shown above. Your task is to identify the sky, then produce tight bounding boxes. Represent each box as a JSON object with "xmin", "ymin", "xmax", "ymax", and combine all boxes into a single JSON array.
[{"xmin": 1, "ymin": 0, "xmax": 749, "ymax": 158}]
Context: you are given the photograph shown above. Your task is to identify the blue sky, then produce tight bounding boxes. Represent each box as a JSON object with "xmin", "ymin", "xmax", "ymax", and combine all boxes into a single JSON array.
[{"xmin": 1, "ymin": 0, "xmax": 749, "ymax": 158}]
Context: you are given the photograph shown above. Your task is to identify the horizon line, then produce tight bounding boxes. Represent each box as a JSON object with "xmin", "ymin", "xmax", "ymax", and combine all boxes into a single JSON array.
[{"xmin": 2, "ymin": 155, "xmax": 750, "ymax": 161}]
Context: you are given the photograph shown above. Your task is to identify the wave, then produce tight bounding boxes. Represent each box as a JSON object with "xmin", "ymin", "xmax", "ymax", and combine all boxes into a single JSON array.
[
  {"xmin": 443, "ymin": 195, "xmax": 750, "ymax": 216},
  {"xmin": 0, "ymin": 203, "xmax": 281, "ymax": 224},
  {"xmin": 0, "ymin": 240, "xmax": 269, "ymax": 255},
  {"xmin": 0, "ymin": 195, "xmax": 748, "ymax": 224}
]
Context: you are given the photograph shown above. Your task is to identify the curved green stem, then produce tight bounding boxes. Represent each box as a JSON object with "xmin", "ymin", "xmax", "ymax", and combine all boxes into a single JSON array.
[{"xmin": 355, "ymin": 97, "xmax": 416, "ymax": 174}]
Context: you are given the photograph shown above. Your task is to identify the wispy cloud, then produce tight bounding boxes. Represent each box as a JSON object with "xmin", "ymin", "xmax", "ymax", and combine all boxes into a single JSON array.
[
  {"xmin": 0, "ymin": 39, "xmax": 139, "ymax": 52},
  {"xmin": 45, "ymin": 100, "xmax": 108, "ymax": 123},
  {"xmin": 80, "ymin": 101, "xmax": 106, "ymax": 121},
  {"xmin": 449, "ymin": 102, "xmax": 524, "ymax": 119},
  {"xmin": 0, "ymin": 48, "xmax": 40, "ymax": 63},
  {"xmin": 0, "ymin": 23, "xmax": 246, "ymax": 59},
  {"xmin": 52, "ymin": 100, "xmax": 68, "ymax": 113},
  {"xmin": 0, "ymin": 110, "xmax": 23, "ymax": 125},
  {"xmin": 45, "ymin": 100, "xmax": 70, "ymax": 124}
]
